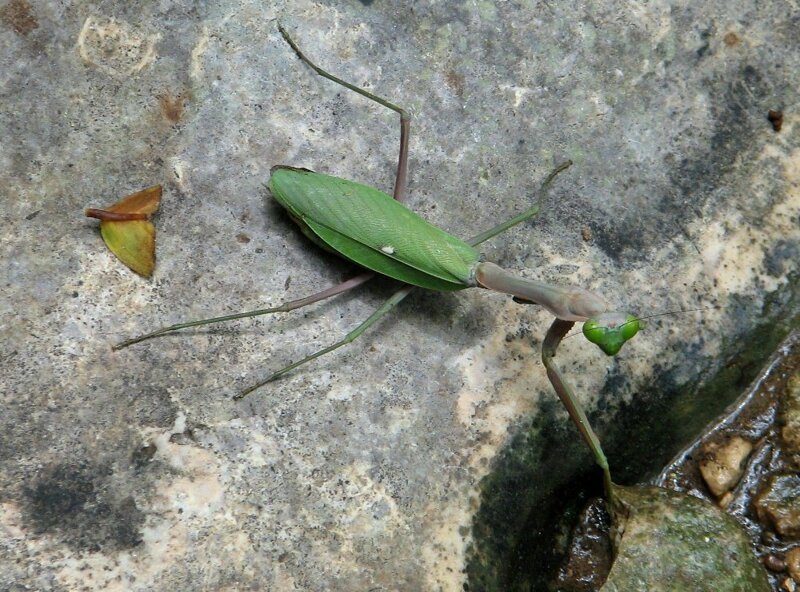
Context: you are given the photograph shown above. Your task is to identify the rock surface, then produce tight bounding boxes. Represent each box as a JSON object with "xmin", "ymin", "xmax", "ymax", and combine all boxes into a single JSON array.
[
  {"xmin": 1, "ymin": 1, "xmax": 799, "ymax": 590},
  {"xmin": 755, "ymin": 474, "xmax": 800, "ymax": 539},
  {"xmin": 698, "ymin": 435, "xmax": 753, "ymax": 497}
]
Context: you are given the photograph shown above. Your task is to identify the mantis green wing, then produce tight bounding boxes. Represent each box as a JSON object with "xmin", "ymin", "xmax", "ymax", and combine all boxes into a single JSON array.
[{"xmin": 269, "ymin": 166, "xmax": 479, "ymax": 291}]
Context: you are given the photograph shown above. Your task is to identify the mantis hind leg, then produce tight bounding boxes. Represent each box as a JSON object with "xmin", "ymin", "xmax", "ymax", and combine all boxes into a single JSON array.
[
  {"xmin": 278, "ymin": 24, "xmax": 411, "ymax": 202},
  {"xmin": 235, "ymin": 285, "xmax": 415, "ymax": 400},
  {"xmin": 113, "ymin": 273, "xmax": 376, "ymax": 349}
]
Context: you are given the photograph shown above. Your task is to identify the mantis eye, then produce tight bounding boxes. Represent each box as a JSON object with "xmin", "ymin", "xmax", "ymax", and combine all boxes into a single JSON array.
[{"xmin": 582, "ymin": 313, "xmax": 640, "ymax": 356}]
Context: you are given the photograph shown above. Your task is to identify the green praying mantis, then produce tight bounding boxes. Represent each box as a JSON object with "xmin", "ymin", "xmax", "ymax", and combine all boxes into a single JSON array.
[{"xmin": 114, "ymin": 25, "xmax": 641, "ymax": 399}]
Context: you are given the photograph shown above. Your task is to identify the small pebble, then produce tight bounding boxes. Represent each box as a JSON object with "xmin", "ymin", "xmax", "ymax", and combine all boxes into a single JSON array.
[
  {"xmin": 768, "ymin": 109, "xmax": 784, "ymax": 132},
  {"xmin": 764, "ymin": 553, "xmax": 787, "ymax": 572},
  {"xmin": 754, "ymin": 474, "xmax": 800, "ymax": 538},
  {"xmin": 698, "ymin": 436, "xmax": 753, "ymax": 496},
  {"xmin": 786, "ymin": 547, "xmax": 800, "ymax": 582}
]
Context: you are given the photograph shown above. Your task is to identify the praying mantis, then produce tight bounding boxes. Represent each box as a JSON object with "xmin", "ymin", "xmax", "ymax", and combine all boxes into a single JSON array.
[{"xmin": 114, "ymin": 25, "xmax": 640, "ymax": 399}]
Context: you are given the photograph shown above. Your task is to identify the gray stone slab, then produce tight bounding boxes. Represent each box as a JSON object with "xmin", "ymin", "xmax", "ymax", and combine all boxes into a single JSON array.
[{"xmin": 1, "ymin": 1, "xmax": 798, "ymax": 590}]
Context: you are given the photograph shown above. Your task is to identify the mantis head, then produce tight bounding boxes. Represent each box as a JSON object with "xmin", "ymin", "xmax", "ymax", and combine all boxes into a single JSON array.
[
  {"xmin": 582, "ymin": 313, "xmax": 641, "ymax": 356},
  {"xmin": 471, "ymin": 263, "xmax": 642, "ymax": 355}
]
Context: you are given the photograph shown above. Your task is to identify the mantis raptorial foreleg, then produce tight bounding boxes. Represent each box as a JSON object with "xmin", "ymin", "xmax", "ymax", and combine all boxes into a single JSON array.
[{"xmin": 542, "ymin": 318, "xmax": 611, "ymax": 493}]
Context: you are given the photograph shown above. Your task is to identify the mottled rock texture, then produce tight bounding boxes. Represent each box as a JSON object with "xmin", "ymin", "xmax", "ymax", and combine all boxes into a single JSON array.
[{"xmin": 1, "ymin": 1, "xmax": 798, "ymax": 590}]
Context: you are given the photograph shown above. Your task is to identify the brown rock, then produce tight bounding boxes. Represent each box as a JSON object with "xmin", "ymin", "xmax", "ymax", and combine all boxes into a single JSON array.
[
  {"xmin": 698, "ymin": 436, "xmax": 753, "ymax": 497},
  {"xmin": 786, "ymin": 547, "xmax": 800, "ymax": 582},
  {"xmin": 754, "ymin": 474, "xmax": 800, "ymax": 539},
  {"xmin": 781, "ymin": 373, "xmax": 800, "ymax": 468}
]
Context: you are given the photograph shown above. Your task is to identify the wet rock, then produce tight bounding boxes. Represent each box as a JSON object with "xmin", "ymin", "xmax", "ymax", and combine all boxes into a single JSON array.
[
  {"xmin": 764, "ymin": 553, "xmax": 786, "ymax": 573},
  {"xmin": 781, "ymin": 373, "xmax": 800, "ymax": 468},
  {"xmin": 698, "ymin": 436, "xmax": 753, "ymax": 497},
  {"xmin": 754, "ymin": 474, "xmax": 800, "ymax": 539},
  {"xmin": 786, "ymin": 547, "xmax": 800, "ymax": 583},
  {"xmin": 602, "ymin": 485, "xmax": 770, "ymax": 591}
]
